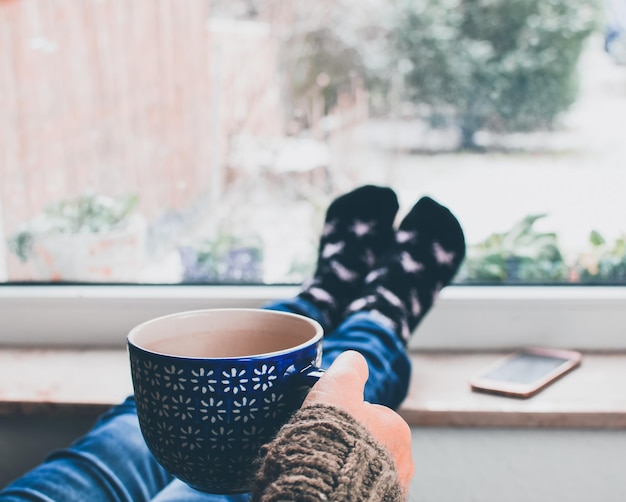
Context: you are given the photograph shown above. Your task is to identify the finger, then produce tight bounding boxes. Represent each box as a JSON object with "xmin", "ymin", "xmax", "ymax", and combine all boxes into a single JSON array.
[
  {"xmin": 307, "ymin": 350, "xmax": 369, "ymax": 401},
  {"xmin": 368, "ymin": 404, "xmax": 414, "ymax": 491}
]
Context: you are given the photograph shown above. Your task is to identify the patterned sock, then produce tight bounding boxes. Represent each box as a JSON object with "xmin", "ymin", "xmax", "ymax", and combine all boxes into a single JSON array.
[
  {"xmin": 298, "ymin": 185, "xmax": 399, "ymax": 330},
  {"xmin": 346, "ymin": 196, "xmax": 466, "ymax": 344}
]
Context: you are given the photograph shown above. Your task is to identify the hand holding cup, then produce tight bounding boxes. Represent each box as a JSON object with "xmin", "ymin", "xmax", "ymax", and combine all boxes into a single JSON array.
[{"xmin": 303, "ymin": 350, "xmax": 415, "ymax": 494}]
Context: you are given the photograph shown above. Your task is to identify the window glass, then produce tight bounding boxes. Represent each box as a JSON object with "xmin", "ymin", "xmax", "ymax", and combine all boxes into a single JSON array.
[{"xmin": 1, "ymin": 0, "xmax": 624, "ymax": 286}]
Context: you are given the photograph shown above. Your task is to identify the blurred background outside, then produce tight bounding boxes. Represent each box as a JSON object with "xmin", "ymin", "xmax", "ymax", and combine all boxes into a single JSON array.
[{"xmin": 1, "ymin": 0, "xmax": 625, "ymax": 286}]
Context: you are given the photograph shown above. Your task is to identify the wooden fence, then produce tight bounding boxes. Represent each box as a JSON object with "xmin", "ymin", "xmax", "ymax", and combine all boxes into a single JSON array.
[{"xmin": 0, "ymin": 0, "xmax": 286, "ymax": 279}]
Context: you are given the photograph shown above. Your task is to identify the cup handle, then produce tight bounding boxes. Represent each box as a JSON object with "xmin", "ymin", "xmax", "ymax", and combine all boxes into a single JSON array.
[
  {"xmin": 298, "ymin": 364, "xmax": 326, "ymax": 384},
  {"xmin": 288, "ymin": 364, "xmax": 325, "ymax": 406}
]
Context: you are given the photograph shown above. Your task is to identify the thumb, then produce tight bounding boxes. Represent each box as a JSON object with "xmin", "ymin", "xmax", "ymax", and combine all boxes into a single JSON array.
[{"xmin": 305, "ymin": 350, "xmax": 369, "ymax": 405}]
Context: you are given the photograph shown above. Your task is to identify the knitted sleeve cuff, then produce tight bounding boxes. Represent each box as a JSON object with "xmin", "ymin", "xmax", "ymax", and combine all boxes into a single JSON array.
[{"xmin": 250, "ymin": 403, "xmax": 405, "ymax": 502}]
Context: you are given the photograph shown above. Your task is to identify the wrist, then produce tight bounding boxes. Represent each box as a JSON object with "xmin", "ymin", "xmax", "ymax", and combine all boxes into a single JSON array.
[{"xmin": 251, "ymin": 403, "xmax": 404, "ymax": 501}]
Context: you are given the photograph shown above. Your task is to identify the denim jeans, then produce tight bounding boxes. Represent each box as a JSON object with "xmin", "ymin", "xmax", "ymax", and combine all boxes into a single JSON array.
[{"xmin": 0, "ymin": 297, "xmax": 411, "ymax": 502}]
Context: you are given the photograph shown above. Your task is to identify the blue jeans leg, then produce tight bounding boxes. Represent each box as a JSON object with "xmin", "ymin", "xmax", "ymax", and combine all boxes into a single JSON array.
[
  {"xmin": 265, "ymin": 297, "xmax": 412, "ymax": 409},
  {"xmin": 0, "ymin": 397, "xmax": 172, "ymax": 502},
  {"xmin": 148, "ymin": 479, "xmax": 249, "ymax": 502},
  {"xmin": 1, "ymin": 298, "xmax": 411, "ymax": 501}
]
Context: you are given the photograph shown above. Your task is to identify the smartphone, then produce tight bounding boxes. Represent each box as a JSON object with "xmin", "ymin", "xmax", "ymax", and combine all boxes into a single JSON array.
[{"xmin": 470, "ymin": 347, "xmax": 582, "ymax": 399}]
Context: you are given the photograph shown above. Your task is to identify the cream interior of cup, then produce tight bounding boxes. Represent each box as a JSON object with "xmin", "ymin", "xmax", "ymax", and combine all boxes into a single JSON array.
[{"xmin": 128, "ymin": 308, "xmax": 322, "ymax": 359}]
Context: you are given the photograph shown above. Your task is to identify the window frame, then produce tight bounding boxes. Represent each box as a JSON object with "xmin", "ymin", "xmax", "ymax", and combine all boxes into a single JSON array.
[{"xmin": 2, "ymin": 284, "xmax": 626, "ymax": 350}]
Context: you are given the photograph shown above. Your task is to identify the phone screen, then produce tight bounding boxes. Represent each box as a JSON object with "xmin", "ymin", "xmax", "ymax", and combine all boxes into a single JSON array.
[{"xmin": 480, "ymin": 352, "xmax": 571, "ymax": 385}]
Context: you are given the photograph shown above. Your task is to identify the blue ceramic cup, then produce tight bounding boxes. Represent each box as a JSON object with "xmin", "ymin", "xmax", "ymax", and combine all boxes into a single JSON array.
[{"xmin": 127, "ymin": 308, "xmax": 324, "ymax": 494}]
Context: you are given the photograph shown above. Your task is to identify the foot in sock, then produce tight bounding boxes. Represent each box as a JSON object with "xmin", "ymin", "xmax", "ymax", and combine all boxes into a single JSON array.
[
  {"xmin": 298, "ymin": 185, "xmax": 399, "ymax": 329},
  {"xmin": 346, "ymin": 196, "xmax": 466, "ymax": 344}
]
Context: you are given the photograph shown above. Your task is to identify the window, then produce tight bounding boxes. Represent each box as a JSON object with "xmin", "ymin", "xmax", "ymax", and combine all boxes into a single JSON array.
[{"xmin": 2, "ymin": 0, "xmax": 626, "ymax": 347}]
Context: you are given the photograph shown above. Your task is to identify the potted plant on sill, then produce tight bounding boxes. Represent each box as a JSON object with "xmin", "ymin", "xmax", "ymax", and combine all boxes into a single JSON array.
[
  {"xmin": 458, "ymin": 213, "xmax": 569, "ymax": 284},
  {"xmin": 7, "ymin": 193, "xmax": 146, "ymax": 282},
  {"xmin": 179, "ymin": 231, "xmax": 264, "ymax": 283},
  {"xmin": 573, "ymin": 230, "xmax": 626, "ymax": 283}
]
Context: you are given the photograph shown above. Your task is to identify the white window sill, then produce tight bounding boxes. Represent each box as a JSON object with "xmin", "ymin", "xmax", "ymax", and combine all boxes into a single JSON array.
[
  {"xmin": 1, "ymin": 348, "xmax": 625, "ymax": 428},
  {"xmin": 402, "ymin": 351, "xmax": 626, "ymax": 428}
]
